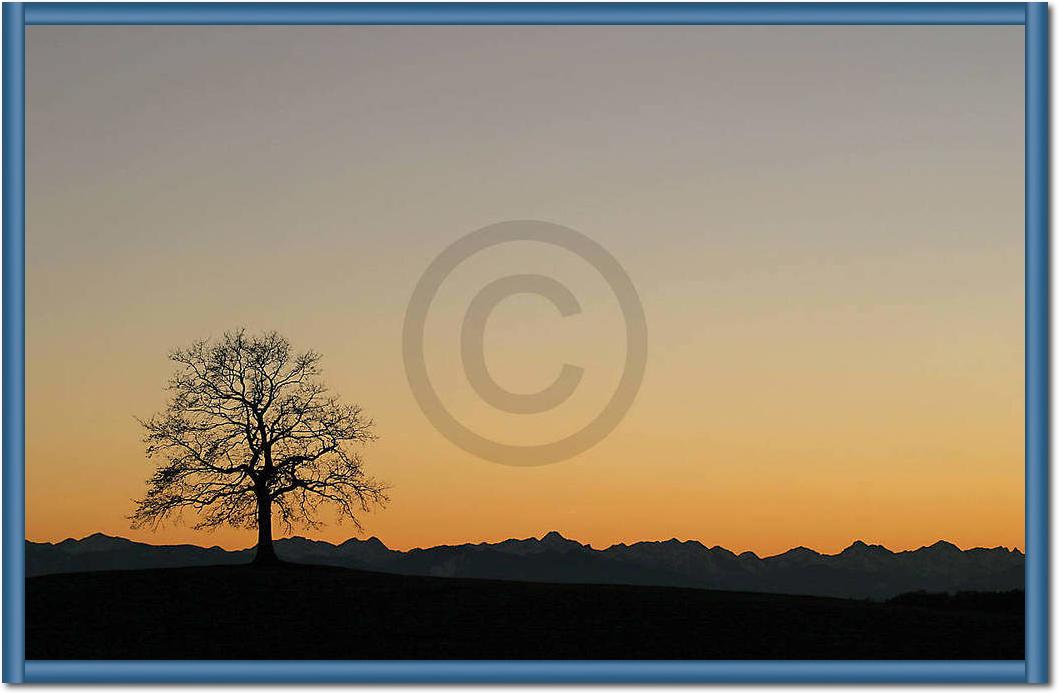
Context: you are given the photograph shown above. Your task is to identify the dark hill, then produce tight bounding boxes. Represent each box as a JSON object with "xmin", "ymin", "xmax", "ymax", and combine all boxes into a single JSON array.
[{"xmin": 26, "ymin": 564, "xmax": 1024, "ymax": 660}]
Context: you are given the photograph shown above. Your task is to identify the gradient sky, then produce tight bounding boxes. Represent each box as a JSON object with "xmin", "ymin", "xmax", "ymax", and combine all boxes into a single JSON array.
[{"xmin": 26, "ymin": 25, "xmax": 1024, "ymax": 555}]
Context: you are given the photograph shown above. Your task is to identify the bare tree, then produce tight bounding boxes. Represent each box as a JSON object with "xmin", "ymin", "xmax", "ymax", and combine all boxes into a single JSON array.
[{"xmin": 131, "ymin": 329, "xmax": 388, "ymax": 564}]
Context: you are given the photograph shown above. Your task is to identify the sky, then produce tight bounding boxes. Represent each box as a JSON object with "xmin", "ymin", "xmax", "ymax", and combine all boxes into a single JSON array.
[{"xmin": 25, "ymin": 25, "xmax": 1024, "ymax": 556}]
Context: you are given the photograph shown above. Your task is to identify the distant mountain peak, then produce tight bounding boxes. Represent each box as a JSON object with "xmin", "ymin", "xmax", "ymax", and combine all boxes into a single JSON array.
[
  {"xmin": 58, "ymin": 533, "xmax": 135, "ymax": 554},
  {"xmin": 339, "ymin": 536, "xmax": 387, "ymax": 549},
  {"xmin": 277, "ymin": 536, "xmax": 329, "ymax": 547},
  {"xmin": 839, "ymin": 540, "xmax": 893, "ymax": 557},
  {"xmin": 780, "ymin": 546, "xmax": 821, "ymax": 557},
  {"xmin": 920, "ymin": 540, "xmax": 962, "ymax": 554},
  {"xmin": 541, "ymin": 530, "xmax": 573, "ymax": 544},
  {"xmin": 73, "ymin": 532, "xmax": 128, "ymax": 544}
]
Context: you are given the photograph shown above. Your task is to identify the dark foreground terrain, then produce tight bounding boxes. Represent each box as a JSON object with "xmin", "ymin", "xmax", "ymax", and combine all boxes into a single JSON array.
[{"xmin": 26, "ymin": 564, "xmax": 1023, "ymax": 660}]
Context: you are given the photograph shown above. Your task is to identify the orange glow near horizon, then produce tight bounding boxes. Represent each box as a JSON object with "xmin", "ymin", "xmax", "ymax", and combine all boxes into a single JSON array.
[{"xmin": 24, "ymin": 25, "xmax": 1025, "ymax": 556}]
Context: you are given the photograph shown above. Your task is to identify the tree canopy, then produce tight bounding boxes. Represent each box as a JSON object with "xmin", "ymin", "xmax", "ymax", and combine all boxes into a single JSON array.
[{"xmin": 131, "ymin": 329, "xmax": 388, "ymax": 562}]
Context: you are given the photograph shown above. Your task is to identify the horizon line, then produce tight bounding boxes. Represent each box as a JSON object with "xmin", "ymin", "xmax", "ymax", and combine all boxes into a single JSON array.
[{"xmin": 27, "ymin": 530, "xmax": 1026, "ymax": 561}]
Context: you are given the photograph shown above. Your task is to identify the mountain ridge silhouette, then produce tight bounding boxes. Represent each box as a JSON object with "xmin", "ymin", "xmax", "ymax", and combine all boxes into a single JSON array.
[{"xmin": 27, "ymin": 531, "xmax": 1023, "ymax": 599}]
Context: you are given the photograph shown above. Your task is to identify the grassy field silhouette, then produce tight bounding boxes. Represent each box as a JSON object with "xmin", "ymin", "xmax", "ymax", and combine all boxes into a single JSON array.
[{"xmin": 27, "ymin": 563, "xmax": 1023, "ymax": 660}]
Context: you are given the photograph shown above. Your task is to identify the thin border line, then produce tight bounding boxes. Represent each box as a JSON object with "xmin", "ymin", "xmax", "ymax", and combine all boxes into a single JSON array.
[
  {"xmin": 1025, "ymin": 1, "xmax": 1049, "ymax": 685},
  {"xmin": 2, "ymin": 1, "xmax": 26, "ymax": 685},
  {"xmin": 5, "ymin": 1, "xmax": 1046, "ymax": 684},
  {"xmin": 22, "ymin": 660, "xmax": 1029, "ymax": 684},
  {"xmin": 23, "ymin": 2, "xmax": 1027, "ymax": 25}
]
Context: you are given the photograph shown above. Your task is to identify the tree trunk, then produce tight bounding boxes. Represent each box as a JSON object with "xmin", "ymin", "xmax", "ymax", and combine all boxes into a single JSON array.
[{"xmin": 253, "ymin": 493, "xmax": 279, "ymax": 565}]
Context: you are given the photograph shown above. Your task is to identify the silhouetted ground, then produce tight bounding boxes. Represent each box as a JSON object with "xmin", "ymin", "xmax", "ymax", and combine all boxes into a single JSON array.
[{"xmin": 26, "ymin": 563, "xmax": 1023, "ymax": 660}]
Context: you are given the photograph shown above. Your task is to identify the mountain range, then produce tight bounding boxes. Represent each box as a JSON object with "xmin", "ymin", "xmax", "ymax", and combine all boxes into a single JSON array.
[{"xmin": 27, "ymin": 532, "xmax": 1023, "ymax": 600}]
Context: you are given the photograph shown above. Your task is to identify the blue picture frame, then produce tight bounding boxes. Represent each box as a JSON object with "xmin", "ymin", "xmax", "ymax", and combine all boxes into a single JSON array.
[{"xmin": 2, "ymin": 1, "xmax": 1048, "ymax": 683}]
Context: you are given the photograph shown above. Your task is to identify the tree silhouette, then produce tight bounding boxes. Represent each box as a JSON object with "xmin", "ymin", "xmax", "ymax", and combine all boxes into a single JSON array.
[{"xmin": 131, "ymin": 329, "xmax": 387, "ymax": 564}]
